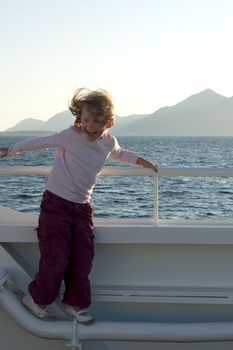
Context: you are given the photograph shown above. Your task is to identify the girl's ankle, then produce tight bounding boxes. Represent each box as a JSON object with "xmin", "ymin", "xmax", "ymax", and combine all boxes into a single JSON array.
[{"xmin": 71, "ymin": 305, "xmax": 81, "ymax": 311}]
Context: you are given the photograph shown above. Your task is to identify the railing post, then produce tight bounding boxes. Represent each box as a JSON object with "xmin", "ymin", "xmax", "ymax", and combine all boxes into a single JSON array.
[{"xmin": 153, "ymin": 174, "xmax": 158, "ymax": 224}]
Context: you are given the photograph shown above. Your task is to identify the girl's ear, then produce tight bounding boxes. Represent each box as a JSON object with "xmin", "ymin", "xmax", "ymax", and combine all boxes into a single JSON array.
[{"xmin": 106, "ymin": 118, "xmax": 115, "ymax": 129}]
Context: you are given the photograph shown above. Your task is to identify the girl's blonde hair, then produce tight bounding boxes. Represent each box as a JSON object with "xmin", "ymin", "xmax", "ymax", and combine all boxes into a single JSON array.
[{"xmin": 69, "ymin": 88, "xmax": 115, "ymax": 127}]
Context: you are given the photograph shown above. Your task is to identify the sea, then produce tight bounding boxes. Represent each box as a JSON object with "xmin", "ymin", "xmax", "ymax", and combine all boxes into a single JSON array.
[{"xmin": 1, "ymin": 135, "xmax": 233, "ymax": 221}]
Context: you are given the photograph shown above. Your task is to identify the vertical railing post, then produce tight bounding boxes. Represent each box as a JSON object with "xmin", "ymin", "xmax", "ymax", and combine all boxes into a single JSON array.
[{"xmin": 153, "ymin": 174, "xmax": 158, "ymax": 224}]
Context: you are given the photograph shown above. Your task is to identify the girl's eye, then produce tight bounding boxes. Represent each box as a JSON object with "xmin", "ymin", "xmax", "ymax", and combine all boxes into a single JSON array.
[{"xmin": 96, "ymin": 120, "xmax": 105, "ymax": 124}]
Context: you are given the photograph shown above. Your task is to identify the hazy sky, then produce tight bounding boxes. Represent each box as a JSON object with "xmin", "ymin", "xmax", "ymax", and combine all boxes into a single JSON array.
[{"xmin": 1, "ymin": 0, "xmax": 233, "ymax": 131}]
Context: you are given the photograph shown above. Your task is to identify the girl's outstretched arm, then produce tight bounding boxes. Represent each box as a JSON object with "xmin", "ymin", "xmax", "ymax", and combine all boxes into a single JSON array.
[{"xmin": 136, "ymin": 156, "xmax": 158, "ymax": 172}]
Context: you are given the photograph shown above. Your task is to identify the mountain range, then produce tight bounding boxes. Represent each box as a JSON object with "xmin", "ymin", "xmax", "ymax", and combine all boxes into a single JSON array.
[{"xmin": 4, "ymin": 89, "xmax": 233, "ymax": 136}]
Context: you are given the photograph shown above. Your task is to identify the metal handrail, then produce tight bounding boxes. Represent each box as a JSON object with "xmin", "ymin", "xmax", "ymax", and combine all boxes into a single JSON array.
[
  {"xmin": 0, "ymin": 166, "xmax": 233, "ymax": 223},
  {"xmin": 0, "ymin": 165, "xmax": 233, "ymax": 177}
]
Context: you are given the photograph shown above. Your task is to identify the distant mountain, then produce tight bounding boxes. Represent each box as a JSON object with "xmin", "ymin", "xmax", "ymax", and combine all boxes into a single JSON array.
[
  {"xmin": 6, "ymin": 111, "xmax": 73, "ymax": 133},
  {"xmin": 7, "ymin": 118, "xmax": 44, "ymax": 131},
  {"xmin": 34, "ymin": 111, "xmax": 74, "ymax": 131},
  {"xmin": 5, "ymin": 89, "xmax": 233, "ymax": 136},
  {"xmin": 115, "ymin": 89, "xmax": 233, "ymax": 136},
  {"xmin": 0, "ymin": 130, "xmax": 53, "ymax": 136},
  {"xmin": 111, "ymin": 114, "xmax": 147, "ymax": 134}
]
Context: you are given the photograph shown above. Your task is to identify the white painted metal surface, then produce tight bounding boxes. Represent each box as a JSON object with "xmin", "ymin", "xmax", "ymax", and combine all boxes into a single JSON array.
[
  {"xmin": 2, "ymin": 276, "xmax": 233, "ymax": 343},
  {"xmin": 1, "ymin": 166, "xmax": 233, "ymax": 349}
]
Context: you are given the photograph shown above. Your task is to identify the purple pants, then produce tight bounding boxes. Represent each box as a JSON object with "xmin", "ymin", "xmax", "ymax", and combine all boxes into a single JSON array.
[{"xmin": 29, "ymin": 190, "xmax": 94, "ymax": 309}]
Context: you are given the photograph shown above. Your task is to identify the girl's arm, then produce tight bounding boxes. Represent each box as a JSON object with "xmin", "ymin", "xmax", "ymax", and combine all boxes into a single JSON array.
[
  {"xmin": 0, "ymin": 128, "xmax": 71, "ymax": 158},
  {"xmin": 109, "ymin": 136, "xmax": 158, "ymax": 172}
]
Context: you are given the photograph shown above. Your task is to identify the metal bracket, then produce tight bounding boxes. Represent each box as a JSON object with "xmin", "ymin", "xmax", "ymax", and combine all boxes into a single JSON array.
[{"xmin": 66, "ymin": 318, "xmax": 82, "ymax": 350}]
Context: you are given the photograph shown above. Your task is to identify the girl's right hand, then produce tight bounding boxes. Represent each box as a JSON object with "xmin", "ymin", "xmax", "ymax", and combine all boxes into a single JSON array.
[{"xmin": 0, "ymin": 147, "xmax": 9, "ymax": 158}]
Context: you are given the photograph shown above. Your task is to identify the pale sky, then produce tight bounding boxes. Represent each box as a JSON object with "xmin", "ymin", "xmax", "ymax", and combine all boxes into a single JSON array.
[{"xmin": 1, "ymin": 0, "xmax": 233, "ymax": 131}]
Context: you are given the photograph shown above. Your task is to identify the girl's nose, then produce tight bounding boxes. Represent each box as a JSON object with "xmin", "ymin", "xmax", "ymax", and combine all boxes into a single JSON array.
[
  {"xmin": 86, "ymin": 125, "xmax": 93, "ymax": 131},
  {"xmin": 87, "ymin": 122, "xmax": 95, "ymax": 131}
]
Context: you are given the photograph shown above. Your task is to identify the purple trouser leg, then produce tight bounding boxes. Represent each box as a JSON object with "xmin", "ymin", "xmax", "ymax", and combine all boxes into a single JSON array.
[{"xmin": 29, "ymin": 191, "xmax": 94, "ymax": 309}]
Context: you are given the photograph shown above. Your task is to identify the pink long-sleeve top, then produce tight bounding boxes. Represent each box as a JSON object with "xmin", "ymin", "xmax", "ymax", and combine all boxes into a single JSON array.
[{"xmin": 7, "ymin": 126, "xmax": 138, "ymax": 203}]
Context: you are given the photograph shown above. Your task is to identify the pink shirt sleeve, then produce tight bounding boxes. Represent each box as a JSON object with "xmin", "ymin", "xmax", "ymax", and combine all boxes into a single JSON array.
[
  {"xmin": 109, "ymin": 136, "xmax": 138, "ymax": 164},
  {"xmin": 7, "ymin": 128, "xmax": 71, "ymax": 157}
]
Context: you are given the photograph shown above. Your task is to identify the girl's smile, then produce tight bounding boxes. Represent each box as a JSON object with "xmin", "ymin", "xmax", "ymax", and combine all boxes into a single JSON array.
[{"xmin": 80, "ymin": 108, "xmax": 108, "ymax": 141}]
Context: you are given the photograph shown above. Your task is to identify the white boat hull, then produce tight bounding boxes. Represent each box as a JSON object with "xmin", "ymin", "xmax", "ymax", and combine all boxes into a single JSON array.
[{"xmin": 1, "ymin": 205, "xmax": 233, "ymax": 349}]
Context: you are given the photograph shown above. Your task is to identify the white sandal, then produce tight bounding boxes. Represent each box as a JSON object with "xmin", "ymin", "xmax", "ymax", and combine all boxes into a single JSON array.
[
  {"xmin": 64, "ymin": 305, "xmax": 95, "ymax": 325},
  {"xmin": 22, "ymin": 294, "xmax": 50, "ymax": 320}
]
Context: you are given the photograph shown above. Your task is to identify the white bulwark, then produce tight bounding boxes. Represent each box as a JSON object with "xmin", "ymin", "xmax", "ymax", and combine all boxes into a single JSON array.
[{"xmin": 1, "ymin": 166, "xmax": 233, "ymax": 350}]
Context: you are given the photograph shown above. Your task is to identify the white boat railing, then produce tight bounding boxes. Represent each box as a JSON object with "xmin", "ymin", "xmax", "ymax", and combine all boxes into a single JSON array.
[{"xmin": 0, "ymin": 165, "xmax": 233, "ymax": 224}]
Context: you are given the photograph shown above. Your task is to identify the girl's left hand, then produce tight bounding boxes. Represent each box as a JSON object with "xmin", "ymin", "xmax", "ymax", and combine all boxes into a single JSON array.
[
  {"xmin": 136, "ymin": 157, "xmax": 158, "ymax": 172},
  {"xmin": 149, "ymin": 163, "xmax": 159, "ymax": 172}
]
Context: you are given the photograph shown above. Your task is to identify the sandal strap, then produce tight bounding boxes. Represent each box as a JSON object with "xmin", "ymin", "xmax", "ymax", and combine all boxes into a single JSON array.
[
  {"xmin": 64, "ymin": 305, "xmax": 94, "ymax": 323},
  {"xmin": 76, "ymin": 310, "xmax": 89, "ymax": 316}
]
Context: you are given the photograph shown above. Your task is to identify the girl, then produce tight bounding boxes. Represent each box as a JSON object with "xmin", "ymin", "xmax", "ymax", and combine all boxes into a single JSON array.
[{"xmin": 0, "ymin": 88, "xmax": 158, "ymax": 324}]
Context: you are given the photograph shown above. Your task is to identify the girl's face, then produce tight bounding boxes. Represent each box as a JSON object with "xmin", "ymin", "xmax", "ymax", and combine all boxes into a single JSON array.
[{"xmin": 80, "ymin": 107, "xmax": 111, "ymax": 141}]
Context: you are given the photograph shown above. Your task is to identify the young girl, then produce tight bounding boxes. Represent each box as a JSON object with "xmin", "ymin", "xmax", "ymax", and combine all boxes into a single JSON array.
[{"xmin": 0, "ymin": 88, "xmax": 158, "ymax": 324}]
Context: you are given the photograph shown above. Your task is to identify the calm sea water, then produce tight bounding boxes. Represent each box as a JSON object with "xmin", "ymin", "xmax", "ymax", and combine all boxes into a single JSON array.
[{"xmin": 1, "ymin": 135, "xmax": 233, "ymax": 220}]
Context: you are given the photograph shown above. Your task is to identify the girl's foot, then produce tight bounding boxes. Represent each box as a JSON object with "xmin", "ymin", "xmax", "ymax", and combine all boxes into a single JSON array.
[
  {"xmin": 64, "ymin": 305, "xmax": 95, "ymax": 325},
  {"xmin": 22, "ymin": 294, "xmax": 50, "ymax": 320}
]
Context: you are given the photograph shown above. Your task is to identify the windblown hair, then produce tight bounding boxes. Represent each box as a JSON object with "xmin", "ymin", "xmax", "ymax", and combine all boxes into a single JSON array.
[{"xmin": 69, "ymin": 88, "xmax": 115, "ymax": 127}]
